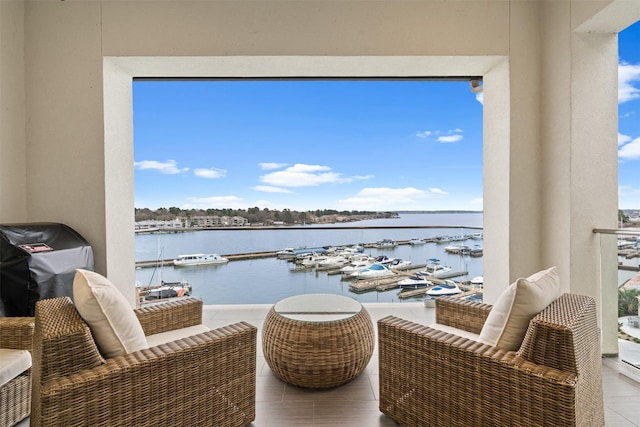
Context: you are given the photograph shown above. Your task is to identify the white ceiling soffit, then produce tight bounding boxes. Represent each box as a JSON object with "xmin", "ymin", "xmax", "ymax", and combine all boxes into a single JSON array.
[
  {"xmin": 106, "ymin": 56, "xmax": 506, "ymax": 79},
  {"xmin": 575, "ymin": 0, "xmax": 640, "ymax": 34}
]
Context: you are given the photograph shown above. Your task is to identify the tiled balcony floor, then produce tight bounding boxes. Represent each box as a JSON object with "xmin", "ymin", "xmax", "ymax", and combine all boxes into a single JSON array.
[
  {"xmin": 203, "ymin": 302, "xmax": 640, "ymax": 427},
  {"xmin": 17, "ymin": 302, "xmax": 640, "ymax": 426}
]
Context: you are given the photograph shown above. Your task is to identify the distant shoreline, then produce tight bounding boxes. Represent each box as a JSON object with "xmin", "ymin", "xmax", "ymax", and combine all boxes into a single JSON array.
[{"xmin": 395, "ymin": 210, "xmax": 483, "ymax": 214}]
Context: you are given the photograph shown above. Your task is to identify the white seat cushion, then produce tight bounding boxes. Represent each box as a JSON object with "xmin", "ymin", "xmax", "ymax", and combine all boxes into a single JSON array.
[
  {"xmin": 146, "ymin": 324, "xmax": 211, "ymax": 348},
  {"xmin": 73, "ymin": 269, "xmax": 149, "ymax": 358},
  {"xmin": 478, "ymin": 266, "xmax": 561, "ymax": 351},
  {"xmin": 0, "ymin": 348, "xmax": 31, "ymax": 388}
]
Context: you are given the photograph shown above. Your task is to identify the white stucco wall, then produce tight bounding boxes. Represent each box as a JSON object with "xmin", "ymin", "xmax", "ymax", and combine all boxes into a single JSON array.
[
  {"xmin": 0, "ymin": 0, "xmax": 26, "ymax": 221},
  {"xmin": 0, "ymin": 1, "xmax": 636, "ymax": 354}
]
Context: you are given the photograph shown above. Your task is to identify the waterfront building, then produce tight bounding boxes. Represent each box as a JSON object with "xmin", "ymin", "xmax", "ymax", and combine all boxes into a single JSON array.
[
  {"xmin": 188, "ymin": 215, "xmax": 248, "ymax": 228},
  {"xmin": 135, "ymin": 219, "xmax": 182, "ymax": 231}
]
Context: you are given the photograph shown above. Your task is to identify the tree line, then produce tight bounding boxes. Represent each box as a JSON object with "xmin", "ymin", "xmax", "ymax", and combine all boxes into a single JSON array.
[{"xmin": 135, "ymin": 207, "xmax": 398, "ymax": 225}]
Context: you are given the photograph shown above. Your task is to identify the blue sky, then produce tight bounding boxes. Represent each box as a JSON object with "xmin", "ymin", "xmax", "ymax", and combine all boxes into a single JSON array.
[
  {"xmin": 134, "ymin": 22, "xmax": 640, "ymax": 212},
  {"xmin": 618, "ymin": 21, "xmax": 640, "ymax": 210}
]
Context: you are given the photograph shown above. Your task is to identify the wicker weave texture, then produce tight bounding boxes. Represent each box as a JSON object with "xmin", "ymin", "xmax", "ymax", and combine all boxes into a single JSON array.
[
  {"xmin": 378, "ymin": 293, "xmax": 605, "ymax": 427},
  {"xmin": 262, "ymin": 305, "xmax": 374, "ymax": 389},
  {"xmin": 31, "ymin": 297, "xmax": 257, "ymax": 427},
  {"xmin": 135, "ymin": 297, "xmax": 203, "ymax": 335},
  {"xmin": 0, "ymin": 317, "xmax": 34, "ymax": 427}
]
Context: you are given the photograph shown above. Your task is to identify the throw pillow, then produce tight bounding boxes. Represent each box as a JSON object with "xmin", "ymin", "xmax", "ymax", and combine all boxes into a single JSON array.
[
  {"xmin": 73, "ymin": 269, "xmax": 148, "ymax": 358},
  {"xmin": 478, "ymin": 266, "xmax": 561, "ymax": 351}
]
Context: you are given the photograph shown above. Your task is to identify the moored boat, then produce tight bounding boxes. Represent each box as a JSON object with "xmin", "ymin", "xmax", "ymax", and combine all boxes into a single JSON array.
[
  {"xmin": 374, "ymin": 239, "xmax": 397, "ymax": 249},
  {"xmin": 470, "ymin": 245, "xmax": 483, "ymax": 257},
  {"xmin": 137, "ymin": 280, "xmax": 192, "ymax": 303},
  {"xmin": 350, "ymin": 262, "xmax": 396, "ymax": 279},
  {"xmin": 426, "ymin": 280, "xmax": 462, "ymax": 296},
  {"xmin": 173, "ymin": 253, "xmax": 229, "ymax": 266},
  {"xmin": 340, "ymin": 259, "xmax": 375, "ymax": 276},
  {"xmin": 424, "ymin": 258, "xmax": 452, "ymax": 277},
  {"xmin": 398, "ymin": 273, "xmax": 433, "ymax": 289}
]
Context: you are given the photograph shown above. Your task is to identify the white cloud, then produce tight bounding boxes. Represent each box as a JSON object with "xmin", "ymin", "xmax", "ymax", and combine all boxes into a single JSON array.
[
  {"xmin": 417, "ymin": 129, "xmax": 464, "ymax": 143},
  {"xmin": 259, "ymin": 162, "xmax": 288, "ymax": 170},
  {"xmin": 252, "ymin": 185, "xmax": 293, "ymax": 193},
  {"xmin": 619, "ymin": 133, "xmax": 632, "ymax": 146},
  {"xmin": 428, "ymin": 188, "xmax": 448, "ymax": 195},
  {"xmin": 134, "ymin": 159, "xmax": 189, "ymax": 174},
  {"xmin": 182, "ymin": 195, "xmax": 245, "ymax": 209},
  {"xmin": 475, "ymin": 92, "xmax": 484, "ymax": 105},
  {"xmin": 619, "ymin": 62, "xmax": 640, "ymax": 104},
  {"xmin": 194, "ymin": 168, "xmax": 227, "ymax": 179},
  {"xmin": 437, "ymin": 134, "xmax": 463, "ymax": 143},
  {"xmin": 619, "ymin": 136, "xmax": 640, "ymax": 160},
  {"xmin": 260, "ymin": 163, "xmax": 350, "ymax": 187}
]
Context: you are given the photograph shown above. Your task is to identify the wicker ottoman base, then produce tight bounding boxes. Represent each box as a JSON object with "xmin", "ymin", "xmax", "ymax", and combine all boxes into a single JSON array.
[{"xmin": 262, "ymin": 294, "xmax": 374, "ymax": 389}]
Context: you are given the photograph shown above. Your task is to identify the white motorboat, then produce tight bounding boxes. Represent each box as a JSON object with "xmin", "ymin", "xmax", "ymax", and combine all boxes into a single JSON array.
[
  {"xmin": 424, "ymin": 258, "xmax": 452, "ymax": 277},
  {"xmin": 426, "ymin": 280, "xmax": 462, "ymax": 296},
  {"xmin": 408, "ymin": 238, "xmax": 426, "ymax": 245},
  {"xmin": 298, "ymin": 253, "xmax": 327, "ymax": 268},
  {"xmin": 276, "ymin": 248, "xmax": 296, "ymax": 259},
  {"xmin": 340, "ymin": 259, "xmax": 375, "ymax": 276},
  {"xmin": 350, "ymin": 262, "xmax": 396, "ymax": 279},
  {"xmin": 386, "ymin": 258, "xmax": 412, "ymax": 269},
  {"xmin": 435, "ymin": 236, "xmax": 453, "ymax": 243},
  {"xmin": 470, "ymin": 276, "xmax": 484, "ymax": 287},
  {"xmin": 173, "ymin": 253, "xmax": 229, "ymax": 266},
  {"xmin": 375, "ymin": 239, "xmax": 397, "ymax": 249},
  {"xmin": 444, "ymin": 245, "xmax": 463, "ymax": 254},
  {"xmin": 398, "ymin": 273, "xmax": 433, "ymax": 289},
  {"xmin": 316, "ymin": 255, "xmax": 350, "ymax": 269},
  {"xmin": 375, "ymin": 256, "xmax": 412, "ymax": 269}
]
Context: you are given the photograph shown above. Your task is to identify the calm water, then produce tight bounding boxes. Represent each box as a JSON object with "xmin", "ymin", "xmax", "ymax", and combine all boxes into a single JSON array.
[
  {"xmin": 136, "ymin": 212, "xmax": 639, "ymax": 304},
  {"xmin": 135, "ymin": 213, "xmax": 484, "ymax": 304},
  {"xmin": 136, "ymin": 213, "xmax": 482, "ymax": 304}
]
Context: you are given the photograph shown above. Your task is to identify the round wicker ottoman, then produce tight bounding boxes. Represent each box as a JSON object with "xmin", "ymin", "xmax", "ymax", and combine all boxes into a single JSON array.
[{"xmin": 262, "ymin": 293, "xmax": 374, "ymax": 389}]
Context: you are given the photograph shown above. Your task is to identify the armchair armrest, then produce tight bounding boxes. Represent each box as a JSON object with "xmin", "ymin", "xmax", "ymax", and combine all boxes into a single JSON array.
[
  {"xmin": 135, "ymin": 297, "xmax": 203, "ymax": 335},
  {"xmin": 435, "ymin": 296, "xmax": 492, "ymax": 334},
  {"xmin": 378, "ymin": 315, "xmax": 581, "ymax": 427},
  {"xmin": 0, "ymin": 317, "xmax": 34, "ymax": 350},
  {"xmin": 35, "ymin": 322, "xmax": 257, "ymax": 427}
]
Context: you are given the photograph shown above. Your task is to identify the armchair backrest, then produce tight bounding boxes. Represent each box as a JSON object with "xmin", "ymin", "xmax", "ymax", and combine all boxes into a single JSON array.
[
  {"xmin": 31, "ymin": 297, "xmax": 105, "ymax": 426},
  {"xmin": 517, "ymin": 293, "xmax": 600, "ymax": 375},
  {"xmin": 517, "ymin": 293, "xmax": 603, "ymax": 426}
]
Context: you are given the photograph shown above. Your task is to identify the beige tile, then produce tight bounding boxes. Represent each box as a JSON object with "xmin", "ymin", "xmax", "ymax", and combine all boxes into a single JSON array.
[
  {"xmin": 253, "ymin": 400, "xmax": 315, "ymax": 426},
  {"xmin": 256, "ymin": 374, "xmax": 285, "ymax": 402},
  {"xmin": 313, "ymin": 400, "xmax": 398, "ymax": 426},
  {"xmin": 281, "ymin": 373, "xmax": 376, "ymax": 402}
]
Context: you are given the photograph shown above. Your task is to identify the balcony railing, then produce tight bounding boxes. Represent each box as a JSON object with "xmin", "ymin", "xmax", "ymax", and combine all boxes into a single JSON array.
[{"xmin": 593, "ymin": 227, "xmax": 640, "ymax": 383}]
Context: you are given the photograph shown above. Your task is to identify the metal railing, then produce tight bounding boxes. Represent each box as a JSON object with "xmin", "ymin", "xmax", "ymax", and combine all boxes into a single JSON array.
[{"xmin": 593, "ymin": 227, "xmax": 640, "ymax": 382}]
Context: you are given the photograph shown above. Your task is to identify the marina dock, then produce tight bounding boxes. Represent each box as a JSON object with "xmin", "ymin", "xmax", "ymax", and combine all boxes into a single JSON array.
[
  {"xmin": 136, "ymin": 250, "xmax": 278, "ymax": 268},
  {"xmin": 135, "ymin": 236, "xmax": 479, "ymax": 268}
]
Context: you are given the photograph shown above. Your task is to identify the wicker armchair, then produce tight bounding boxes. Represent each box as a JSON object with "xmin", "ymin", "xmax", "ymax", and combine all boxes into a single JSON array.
[
  {"xmin": 31, "ymin": 296, "xmax": 256, "ymax": 427},
  {"xmin": 0, "ymin": 316, "xmax": 34, "ymax": 427},
  {"xmin": 378, "ymin": 293, "xmax": 604, "ymax": 427}
]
